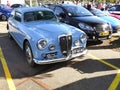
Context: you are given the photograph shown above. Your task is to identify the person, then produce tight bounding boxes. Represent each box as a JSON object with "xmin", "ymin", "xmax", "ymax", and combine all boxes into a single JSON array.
[
  {"xmin": 87, "ymin": 4, "xmax": 92, "ymax": 11},
  {"xmin": 7, "ymin": 1, "xmax": 10, "ymax": 7},
  {"xmin": 62, "ymin": 1, "xmax": 64, "ymax": 4},
  {"xmin": 97, "ymin": 2, "xmax": 103, "ymax": 10}
]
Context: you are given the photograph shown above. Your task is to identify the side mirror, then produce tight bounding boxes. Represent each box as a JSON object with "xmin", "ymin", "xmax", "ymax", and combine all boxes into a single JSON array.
[
  {"xmin": 10, "ymin": 14, "xmax": 14, "ymax": 17},
  {"xmin": 59, "ymin": 13, "xmax": 66, "ymax": 19}
]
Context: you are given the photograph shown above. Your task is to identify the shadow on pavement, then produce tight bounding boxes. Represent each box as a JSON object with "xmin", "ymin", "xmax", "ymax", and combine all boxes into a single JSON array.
[{"xmin": 87, "ymin": 37, "xmax": 120, "ymax": 51}]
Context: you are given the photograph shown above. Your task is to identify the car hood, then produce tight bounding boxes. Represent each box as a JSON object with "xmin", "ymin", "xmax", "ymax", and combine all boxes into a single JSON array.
[
  {"xmin": 72, "ymin": 16, "xmax": 107, "ymax": 25},
  {"xmin": 99, "ymin": 16, "xmax": 120, "ymax": 26},
  {"xmin": 24, "ymin": 21, "xmax": 82, "ymax": 38}
]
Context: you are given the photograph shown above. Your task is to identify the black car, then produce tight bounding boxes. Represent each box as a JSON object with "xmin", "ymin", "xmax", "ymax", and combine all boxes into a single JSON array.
[
  {"xmin": 107, "ymin": 5, "xmax": 120, "ymax": 15},
  {"xmin": 51, "ymin": 4, "xmax": 112, "ymax": 41},
  {"xmin": 43, "ymin": 4, "xmax": 56, "ymax": 10},
  {"xmin": 11, "ymin": 4, "xmax": 29, "ymax": 9}
]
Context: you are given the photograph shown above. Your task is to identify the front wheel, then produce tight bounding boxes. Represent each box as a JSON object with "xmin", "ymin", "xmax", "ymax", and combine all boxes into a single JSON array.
[
  {"xmin": 1, "ymin": 14, "xmax": 7, "ymax": 21},
  {"xmin": 24, "ymin": 41, "xmax": 36, "ymax": 67}
]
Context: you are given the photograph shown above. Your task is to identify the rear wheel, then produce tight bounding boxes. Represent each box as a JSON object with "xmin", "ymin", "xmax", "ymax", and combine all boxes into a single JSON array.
[
  {"xmin": 8, "ymin": 32, "xmax": 13, "ymax": 39},
  {"xmin": 1, "ymin": 14, "xmax": 7, "ymax": 21},
  {"xmin": 7, "ymin": 24, "xmax": 13, "ymax": 39},
  {"xmin": 24, "ymin": 41, "xmax": 36, "ymax": 67}
]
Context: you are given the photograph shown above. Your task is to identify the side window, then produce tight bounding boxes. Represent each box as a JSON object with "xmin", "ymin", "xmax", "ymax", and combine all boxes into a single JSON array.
[
  {"xmin": 116, "ymin": 6, "xmax": 120, "ymax": 11},
  {"xmin": 24, "ymin": 12, "xmax": 35, "ymax": 22},
  {"xmin": 14, "ymin": 12, "xmax": 22, "ymax": 22},
  {"xmin": 54, "ymin": 7, "xmax": 64, "ymax": 16}
]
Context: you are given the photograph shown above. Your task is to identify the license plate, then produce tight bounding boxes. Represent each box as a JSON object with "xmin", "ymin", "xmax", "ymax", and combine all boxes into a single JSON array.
[
  {"xmin": 99, "ymin": 31, "xmax": 109, "ymax": 36},
  {"xmin": 72, "ymin": 47, "xmax": 83, "ymax": 54}
]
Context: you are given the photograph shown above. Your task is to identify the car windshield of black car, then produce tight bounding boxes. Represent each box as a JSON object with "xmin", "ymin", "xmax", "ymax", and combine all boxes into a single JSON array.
[{"xmin": 65, "ymin": 6, "xmax": 93, "ymax": 17}]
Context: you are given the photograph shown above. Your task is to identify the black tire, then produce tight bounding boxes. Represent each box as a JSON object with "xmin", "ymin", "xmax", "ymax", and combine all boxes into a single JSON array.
[
  {"xmin": 24, "ymin": 41, "xmax": 36, "ymax": 67},
  {"xmin": 7, "ymin": 24, "xmax": 13, "ymax": 39},
  {"xmin": 1, "ymin": 14, "xmax": 7, "ymax": 21},
  {"xmin": 8, "ymin": 32, "xmax": 13, "ymax": 39}
]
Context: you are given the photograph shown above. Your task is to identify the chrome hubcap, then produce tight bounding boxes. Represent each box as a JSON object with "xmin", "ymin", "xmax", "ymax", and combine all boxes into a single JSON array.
[{"xmin": 25, "ymin": 46, "xmax": 32, "ymax": 63}]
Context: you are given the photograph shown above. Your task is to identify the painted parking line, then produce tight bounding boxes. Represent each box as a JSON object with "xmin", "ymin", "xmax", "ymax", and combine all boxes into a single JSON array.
[
  {"xmin": 108, "ymin": 71, "xmax": 120, "ymax": 90},
  {"xmin": 87, "ymin": 54, "xmax": 119, "ymax": 70},
  {"xmin": 0, "ymin": 47, "xmax": 16, "ymax": 90},
  {"xmin": 87, "ymin": 54, "xmax": 120, "ymax": 90}
]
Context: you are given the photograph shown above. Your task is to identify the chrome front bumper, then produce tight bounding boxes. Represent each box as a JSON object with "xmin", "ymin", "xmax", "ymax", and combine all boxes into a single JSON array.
[{"xmin": 33, "ymin": 49, "xmax": 87, "ymax": 64}]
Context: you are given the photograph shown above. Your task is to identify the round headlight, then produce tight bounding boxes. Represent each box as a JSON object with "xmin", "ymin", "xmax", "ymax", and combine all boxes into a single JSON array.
[
  {"xmin": 74, "ymin": 40, "xmax": 80, "ymax": 46},
  {"xmin": 37, "ymin": 39, "xmax": 47, "ymax": 50},
  {"xmin": 78, "ymin": 23, "xmax": 94, "ymax": 31},
  {"xmin": 80, "ymin": 34, "xmax": 87, "ymax": 43},
  {"xmin": 49, "ymin": 44, "xmax": 55, "ymax": 51}
]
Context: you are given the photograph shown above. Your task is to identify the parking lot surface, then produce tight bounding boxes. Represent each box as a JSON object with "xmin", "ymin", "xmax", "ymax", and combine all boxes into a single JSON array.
[{"xmin": 0, "ymin": 21, "xmax": 120, "ymax": 90}]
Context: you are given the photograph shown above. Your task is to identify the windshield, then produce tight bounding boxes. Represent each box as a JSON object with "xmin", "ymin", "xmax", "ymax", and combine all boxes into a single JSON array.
[
  {"xmin": 91, "ymin": 9, "xmax": 107, "ymax": 16},
  {"xmin": 24, "ymin": 10, "xmax": 57, "ymax": 22},
  {"xmin": 64, "ymin": 6, "xmax": 93, "ymax": 17}
]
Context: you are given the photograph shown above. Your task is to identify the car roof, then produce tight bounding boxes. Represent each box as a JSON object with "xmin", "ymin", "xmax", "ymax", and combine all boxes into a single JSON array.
[
  {"xmin": 15, "ymin": 7, "xmax": 52, "ymax": 13},
  {"xmin": 57, "ymin": 4, "xmax": 77, "ymax": 7}
]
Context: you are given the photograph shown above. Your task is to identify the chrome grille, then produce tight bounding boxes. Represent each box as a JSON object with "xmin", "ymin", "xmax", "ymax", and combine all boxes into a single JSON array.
[
  {"xmin": 59, "ymin": 34, "xmax": 72, "ymax": 57},
  {"xmin": 95, "ymin": 24, "xmax": 110, "ymax": 32}
]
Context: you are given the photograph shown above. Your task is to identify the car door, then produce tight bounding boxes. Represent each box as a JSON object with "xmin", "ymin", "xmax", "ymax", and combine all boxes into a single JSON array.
[
  {"xmin": 9, "ymin": 11, "xmax": 25, "ymax": 47},
  {"xmin": 14, "ymin": 11, "xmax": 26, "ymax": 47}
]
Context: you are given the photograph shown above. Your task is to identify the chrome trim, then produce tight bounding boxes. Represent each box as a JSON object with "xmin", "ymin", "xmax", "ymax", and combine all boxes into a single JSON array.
[
  {"xmin": 58, "ymin": 34, "xmax": 72, "ymax": 57},
  {"xmin": 33, "ymin": 49, "xmax": 87, "ymax": 64}
]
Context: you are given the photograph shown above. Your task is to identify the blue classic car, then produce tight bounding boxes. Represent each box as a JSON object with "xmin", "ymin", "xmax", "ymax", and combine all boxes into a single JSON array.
[
  {"xmin": 0, "ymin": 4, "xmax": 12, "ymax": 21},
  {"xmin": 90, "ymin": 9, "xmax": 120, "ymax": 33},
  {"xmin": 7, "ymin": 7, "xmax": 87, "ymax": 67}
]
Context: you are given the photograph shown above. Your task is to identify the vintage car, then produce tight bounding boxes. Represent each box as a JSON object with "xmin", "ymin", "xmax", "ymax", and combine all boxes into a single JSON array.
[
  {"xmin": 7, "ymin": 7, "xmax": 87, "ymax": 67},
  {"xmin": 51, "ymin": 4, "xmax": 113, "ymax": 41},
  {"xmin": 0, "ymin": 4, "xmax": 12, "ymax": 21},
  {"xmin": 90, "ymin": 9, "xmax": 120, "ymax": 33}
]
